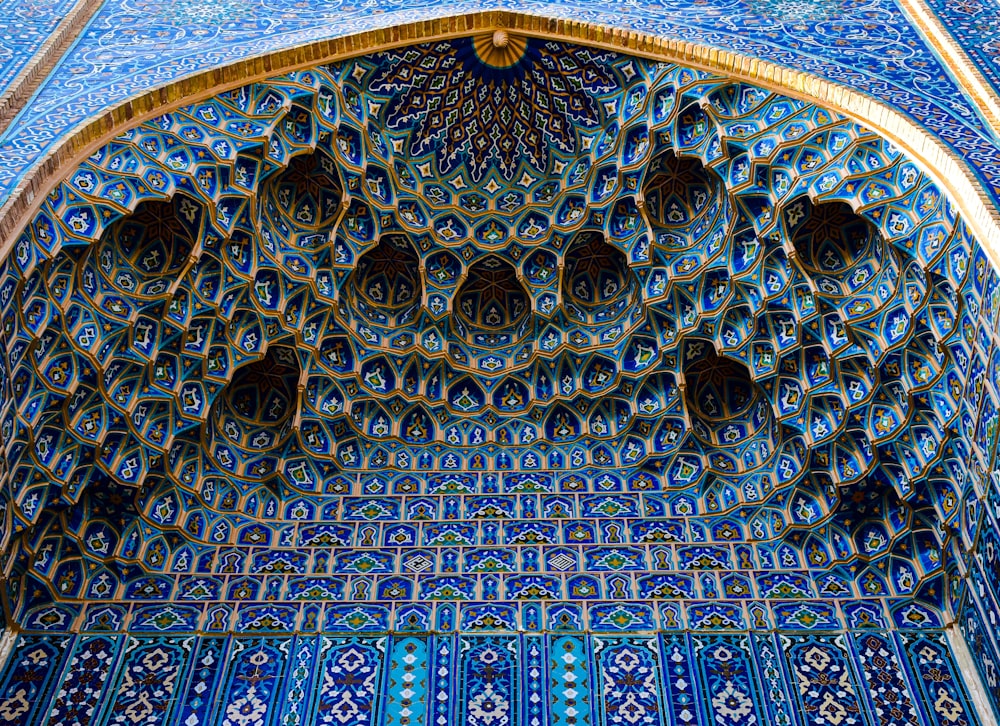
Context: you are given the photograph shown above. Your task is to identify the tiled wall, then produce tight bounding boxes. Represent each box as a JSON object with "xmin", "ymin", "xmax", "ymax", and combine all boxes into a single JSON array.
[{"xmin": 0, "ymin": 629, "xmax": 983, "ymax": 725}]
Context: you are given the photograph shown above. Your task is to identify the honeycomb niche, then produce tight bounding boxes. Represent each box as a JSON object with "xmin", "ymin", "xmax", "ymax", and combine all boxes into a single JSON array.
[
  {"xmin": 454, "ymin": 255, "xmax": 532, "ymax": 346},
  {"xmin": 788, "ymin": 199, "xmax": 898, "ymax": 298},
  {"xmin": 682, "ymin": 342, "xmax": 779, "ymax": 473},
  {"xmin": 208, "ymin": 344, "xmax": 301, "ymax": 484},
  {"xmin": 258, "ymin": 147, "xmax": 343, "ymax": 250},
  {"xmin": 86, "ymin": 195, "xmax": 201, "ymax": 303},
  {"xmin": 561, "ymin": 232, "xmax": 639, "ymax": 326},
  {"xmin": 344, "ymin": 234, "xmax": 422, "ymax": 328},
  {"xmin": 643, "ymin": 150, "xmax": 729, "ymax": 256}
]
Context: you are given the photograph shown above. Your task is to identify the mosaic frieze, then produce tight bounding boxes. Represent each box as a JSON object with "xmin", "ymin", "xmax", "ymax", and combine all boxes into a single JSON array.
[
  {"xmin": 0, "ymin": 635, "xmax": 73, "ymax": 726},
  {"xmin": 101, "ymin": 635, "xmax": 193, "ymax": 726},
  {"xmin": 0, "ymin": 631, "xmax": 981, "ymax": 725},
  {"xmin": 898, "ymin": 630, "xmax": 980, "ymax": 726}
]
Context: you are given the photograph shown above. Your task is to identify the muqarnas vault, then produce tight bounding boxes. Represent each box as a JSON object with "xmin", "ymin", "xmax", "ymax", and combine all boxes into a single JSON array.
[{"xmin": 0, "ymin": 31, "xmax": 996, "ymax": 726}]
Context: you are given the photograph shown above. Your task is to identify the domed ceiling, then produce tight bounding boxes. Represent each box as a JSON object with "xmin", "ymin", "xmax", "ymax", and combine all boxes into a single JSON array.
[{"xmin": 0, "ymin": 29, "xmax": 992, "ymax": 646}]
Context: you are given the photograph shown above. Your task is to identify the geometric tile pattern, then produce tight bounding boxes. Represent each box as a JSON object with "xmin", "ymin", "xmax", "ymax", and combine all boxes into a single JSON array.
[
  {"xmin": 0, "ymin": 39, "xmax": 983, "ymax": 631},
  {"xmin": 0, "ymin": 629, "xmax": 983, "ymax": 726},
  {"xmin": 0, "ymin": 29, "xmax": 1000, "ymax": 724}
]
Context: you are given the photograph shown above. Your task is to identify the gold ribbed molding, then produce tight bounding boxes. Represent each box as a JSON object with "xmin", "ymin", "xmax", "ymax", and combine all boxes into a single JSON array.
[
  {"xmin": 0, "ymin": 0, "xmax": 105, "ymax": 134},
  {"xmin": 897, "ymin": 0, "xmax": 1000, "ymax": 139},
  {"xmin": 473, "ymin": 29, "xmax": 529, "ymax": 67},
  {"xmin": 2, "ymin": 9, "xmax": 1000, "ymax": 273}
]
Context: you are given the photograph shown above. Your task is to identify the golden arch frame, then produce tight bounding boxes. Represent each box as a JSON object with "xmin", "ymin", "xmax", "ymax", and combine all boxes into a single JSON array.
[{"xmin": 1, "ymin": 9, "xmax": 998, "ymax": 273}]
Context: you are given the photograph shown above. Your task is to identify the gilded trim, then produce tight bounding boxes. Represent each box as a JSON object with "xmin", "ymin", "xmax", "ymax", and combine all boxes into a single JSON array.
[
  {"xmin": 1, "ymin": 9, "xmax": 999, "ymax": 271},
  {"xmin": 897, "ymin": 0, "xmax": 1000, "ymax": 138},
  {"xmin": 0, "ymin": 0, "xmax": 105, "ymax": 133}
]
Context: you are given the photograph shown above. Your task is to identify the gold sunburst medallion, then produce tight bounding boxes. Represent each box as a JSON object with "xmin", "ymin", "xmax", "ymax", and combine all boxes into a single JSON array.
[{"xmin": 472, "ymin": 29, "xmax": 528, "ymax": 68}]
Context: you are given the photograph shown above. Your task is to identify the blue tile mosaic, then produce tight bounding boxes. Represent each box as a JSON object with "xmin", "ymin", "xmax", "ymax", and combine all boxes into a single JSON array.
[
  {"xmin": 924, "ymin": 0, "xmax": 1000, "ymax": 110},
  {"xmin": 0, "ymin": 0, "xmax": 79, "ymax": 99},
  {"xmin": 0, "ymin": 14, "xmax": 1000, "ymax": 724},
  {"xmin": 0, "ymin": 631, "xmax": 984, "ymax": 725},
  {"xmin": 1, "ymin": 43, "xmax": 983, "ymax": 628}
]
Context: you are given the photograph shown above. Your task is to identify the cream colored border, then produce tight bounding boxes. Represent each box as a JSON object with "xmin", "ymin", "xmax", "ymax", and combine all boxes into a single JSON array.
[
  {"xmin": 0, "ymin": 629, "xmax": 16, "ymax": 667},
  {"xmin": 0, "ymin": 0, "xmax": 105, "ymax": 134},
  {"xmin": 946, "ymin": 622, "xmax": 1000, "ymax": 725},
  {"xmin": 898, "ymin": 0, "xmax": 1000, "ymax": 139},
  {"xmin": 1, "ymin": 9, "xmax": 999, "ymax": 270}
]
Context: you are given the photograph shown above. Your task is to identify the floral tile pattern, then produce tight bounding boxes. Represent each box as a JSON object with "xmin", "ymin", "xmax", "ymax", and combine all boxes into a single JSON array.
[
  {"xmin": 0, "ymin": 0, "xmax": 78, "ymax": 99},
  {"xmin": 0, "ymin": 630, "xmax": 982, "ymax": 725}
]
